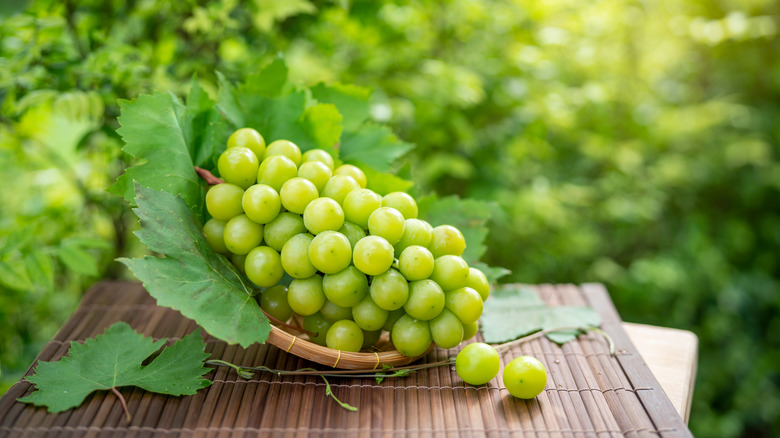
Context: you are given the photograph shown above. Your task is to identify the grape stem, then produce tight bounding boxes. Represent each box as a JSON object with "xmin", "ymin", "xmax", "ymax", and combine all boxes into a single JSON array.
[
  {"xmin": 493, "ymin": 326, "xmax": 615, "ymax": 355},
  {"xmin": 194, "ymin": 166, "xmax": 224, "ymax": 185}
]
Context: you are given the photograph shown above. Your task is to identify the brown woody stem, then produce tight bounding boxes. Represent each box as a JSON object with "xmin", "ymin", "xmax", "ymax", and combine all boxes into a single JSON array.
[
  {"xmin": 194, "ymin": 166, "xmax": 224, "ymax": 185},
  {"xmin": 110, "ymin": 386, "xmax": 131, "ymax": 423}
]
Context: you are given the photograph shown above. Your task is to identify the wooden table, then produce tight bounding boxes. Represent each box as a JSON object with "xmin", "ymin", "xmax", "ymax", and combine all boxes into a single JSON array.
[{"xmin": 623, "ymin": 323, "xmax": 698, "ymax": 424}]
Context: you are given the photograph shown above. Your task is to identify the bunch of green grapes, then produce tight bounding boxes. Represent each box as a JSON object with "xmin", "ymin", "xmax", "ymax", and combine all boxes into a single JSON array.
[{"xmin": 202, "ymin": 127, "xmax": 491, "ymax": 357}]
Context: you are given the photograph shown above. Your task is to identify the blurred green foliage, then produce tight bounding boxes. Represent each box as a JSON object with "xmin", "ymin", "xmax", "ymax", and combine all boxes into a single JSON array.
[{"xmin": 1, "ymin": 0, "xmax": 778, "ymax": 436}]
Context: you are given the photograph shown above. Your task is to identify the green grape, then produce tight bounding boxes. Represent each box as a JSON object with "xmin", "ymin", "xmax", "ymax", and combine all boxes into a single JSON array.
[
  {"xmin": 303, "ymin": 197, "xmax": 345, "ymax": 235},
  {"xmin": 404, "ymin": 279, "xmax": 445, "ymax": 320},
  {"xmin": 263, "ymin": 212, "xmax": 307, "ymax": 251},
  {"xmin": 370, "ymin": 268, "xmax": 409, "ymax": 311},
  {"xmin": 352, "ymin": 295, "xmax": 389, "ymax": 331},
  {"xmin": 429, "ymin": 308, "xmax": 464, "ymax": 349},
  {"xmin": 393, "ymin": 218, "xmax": 433, "ymax": 257},
  {"xmin": 321, "ymin": 174, "xmax": 360, "ymax": 205},
  {"xmin": 308, "ymin": 230, "xmax": 352, "ymax": 274},
  {"xmin": 280, "ymin": 177, "xmax": 319, "ymax": 214},
  {"xmin": 280, "ymin": 233, "xmax": 317, "ymax": 279},
  {"xmin": 320, "ymin": 300, "xmax": 353, "ymax": 323},
  {"xmin": 245, "ymin": 246, "xmax": 284, "ymax": 288},
  {"xmin": 455, "ymin": 342, "xmax": 500, "ymax": 385},
  {"xmin": 322, "ymin": 265, "xmax": 368, "ymax": 307},
  {"xmin": 368, "ymin": 207, "xmax": 405, "ymax": 245},
  {"xmin": 227, "ymin": 127, "xmax": 266, "ymax": 159},
  {"xmin": 334, "ymin": 164, "xmax": 367, "ymax": 188},
  {"xmin": 338, "ymin": 221, "xmax": 367, "ymax": 249},
  {"xmin": 287, "ymin": 274, "xmax": 326, "ymax": 316},
  {"xmin": 381, "ymin": 192, "xmax": 418, "ymax": 219},
  {"xmin": 326, "ymin": 319, "xmax": 364, "ymax": 352},
  {"xmin": 502, "ymin": 356, "xmax": 547, "ymax": 399},
  {"xmin": 223, "ymin": 214, "xmax": 263, "ymax": 255},
  {"xmin": 391, "ymin": 314, "xmax": 432, "ymax": 357},
  {"xmin": 462, "ymin": 320, "xmax": 479, "ymax": 341},
  {"xmin": 429, "ymin": 225, "xmax": 467, "ymax": 258},
  {"xmin": 467, "ymin": 267, "xmax": 490, "ymax": 301},
  {"xmin": 301, "ymin": 148, "xmax": 335, "ymax": 170},
  {"xmin": 444, "ymin": 286, "xmax": 484, "ymax": 324},
  {"xmin": 303, "ymin": 312, "xmax": 332, "ymax": 346},
  {"xmin": 218, "ymin": 146, "xmax": 259, "ymax": 189},
  {"xmin": 265, "ymin": 139, "xmax": 301, "ymax": 166},
  {"xmin": 260, "ymin": 284, "xmax": 293, "ymax": 323},
  {"xmin": 362, "ymin": 329, "xmax": 382, "ymax": 349},
  {"xmin": 352, "ymin": 235, "xmax": 394, "ymax": 276},
  {"xmin": 430, "ymin": 255, "xmax": 469, "ymax": 291},
  {"xmin": 206, "ymin": 183, "xmax": 244, "ymax": 221},
  {"xmin": 342, "ymin": 188, "xmax": 382, "ymax": 229},
  {"xmin": 398, "ymin": 245, "xmax": 435, "ymax": 281},
  {"xmin": 298, "ymin": 160, "xmax": 333, "ymax": 193},
  {"xmin": 257, "ymin": 154, "xmax": 298, "ymax": 191},
  {"xmin": 242, "ymin": 184, "xmax": 281, "ymax": 224},
  {"xmin": 382, "ymin": 308, "xmax": 406, "ymax": 332},
  {"xmin": 203, "ymin": 218, "xmax": 228, "ymax": 253},
  {"xmin": 230, "ymin": 253, "xmax": 247, "ymax": 274}
]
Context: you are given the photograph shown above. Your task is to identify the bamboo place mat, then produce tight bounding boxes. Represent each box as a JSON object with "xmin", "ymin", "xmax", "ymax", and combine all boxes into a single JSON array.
[{"xmin": 0, "ymin": 281, "xmax": 692, "ymax": 437}]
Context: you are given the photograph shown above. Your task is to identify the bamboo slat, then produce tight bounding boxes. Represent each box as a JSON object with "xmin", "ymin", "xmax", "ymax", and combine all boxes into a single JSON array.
[{"xmin": 0, "ymin": 281, "xmax": 692, "ymax": 437}]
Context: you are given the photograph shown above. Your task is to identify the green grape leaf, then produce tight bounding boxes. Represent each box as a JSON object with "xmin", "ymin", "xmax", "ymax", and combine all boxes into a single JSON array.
[
  {"xmin": 184, "ymin": 79, "xmax": 231, "ymax": 170},
  {"xmin": 108, "ymin": 92, "xmax": 204, "ymax": 219},
  {"xmin": 362, "ymin": 166, "xmax": 414, "ymax": 195},
  {"xmin": 299, "ymin": 102, "xmax": 342, "ymax": 153},
  {"xmin": 419, "ymin": 195, "xmax": 493, "ymax": 264},
  {"xmin": 339, "ymin": 123, "xmax": 414, "ymax": 173},
  {"xmin": 119, "ymin": 183, "xmax": 269, "ymax": 347},
  {"xmin": 480, "ymin": 285, "xmax": 601, "ymax": 344},
  {"xmin": 19, "ymin": 321, "xmax": 211, "ymax": 413},
  {"xmin": 311, "ymin": 83, "xmax": 371, "ymax": 131}
]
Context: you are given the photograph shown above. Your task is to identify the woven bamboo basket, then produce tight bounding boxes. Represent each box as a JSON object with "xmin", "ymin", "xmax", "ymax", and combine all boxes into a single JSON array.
[{"xmin": 266, "ymin": 324, "xmax": 431, "ymax": 370}]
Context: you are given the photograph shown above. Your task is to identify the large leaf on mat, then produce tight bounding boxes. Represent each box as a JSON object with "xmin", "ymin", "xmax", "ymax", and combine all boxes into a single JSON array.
[
  {"xmin": 481, "ymin": 284, "xmax": 601, "ymax": 344},
  {"xmin": 119, "ymin": 184, "xmax": 269, "ymax": 347}
]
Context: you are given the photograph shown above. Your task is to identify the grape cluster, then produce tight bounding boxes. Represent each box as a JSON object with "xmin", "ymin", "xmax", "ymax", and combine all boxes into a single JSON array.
[{"xmin": 202, "ymin": 128, "xmax": 490, "ymax": 357}]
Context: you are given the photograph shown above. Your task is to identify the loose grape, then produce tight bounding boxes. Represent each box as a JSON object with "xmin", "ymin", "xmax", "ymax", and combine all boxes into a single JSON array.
[
  {"xmin": 444, "ymin": 286, "xmax": 484, "ymax": 324},
  {"xmin": 391, "ymin": 314, "xmax": 432, "ymax": 357},
  {"xmin": 287, "ymin": 274, "xmax": 326, "ymax": 316},
  {"xmin": 455, "ymin": 343, "xmax": 500, "ymax": 385},
  {"xmin": 321, "ymin": 174, "xmax": 360, "ymax": 205},
  {"xmin": 280, "ymin": 177, "xmax": 319, "ymax": 214},
  {"xmin": 301, "ymin": 148, "xmax": 335, "ymax": 170},
  {"xmin": 322, "ymin": 265, "xmax": 368, "ymax": 307},
  {"xmin": 430, "ymin": 255, "xmax": 469, "ymax": 291},
  {"xmin": 260, "ymin": 284, "xmax": 293, "ymax": 323},
  {"xmin": 429, "ymin": 225, "xmax": 466, "ymax": 258},
  {"xmin": 263, "ymin": 212, "xmax": 306, "ymax": 252},
  {"xmin": 370, "ymin": 268, "xmax": 409, "ymax": 311},
  {"xmin": 404, "ymin": 279, "xmax": 445, "ymax": 320},
  {"xmin": 223, "ymin": 214, "xmax": 263, "ymax": 255},
  {"xmin": 218, "ymin": 146, "xmax": 259, "ymax": 189},
  {"xmin": 244, "ymin": 246, "xmax": 283, "ymax": 288},
  {"xmin": 342, "ymin": 188, "xmax": 382, "ymax": 229},
  {"xmin": 308, "ymin": 230, "xmax": 352, "ymax": 274},
  {"xmin": 398, "ymin": 245, "xmax": 435, "ymax": 281},
  {"xmin": 326, "ymin": 320, "xmax": 364, "ymax": 352},
  {"xmin": 227, "ymin": 128, "xmax": 266, "ymax": 159},
  {"xmin": 206, "ymin": 183, "xmax": 244, "ymax": 221},
  {"xmin": 334, "ymin": 164, "xmax": 367, "ymax": 188},
  {"xmin": 257, "ymin": 154, "xmax": 298, "ymax": 191},
  {"xmin": 280, "ymin": 233, "xmax": 317, "ymax": 279},
  {"xmin": 303, "ymin": 197, "xmax": 345, "ymax": 235},
  {"xmin": 503, "ymin": 356, "xmax": 547, "ymax": 399},
  {"xmin": 265, "ymin": 139, "xmax": 301, "ymax": 166},
  {"xmin": 298, "ymin": 160, "xmax": 332, "ymax": 193},
  {"xmin": 352, "ymin": 235, "xmax": 394, "ymax": 276},
  {"xmin": 368, "ymin": 207, "xmax": 405, "ymax": 245},
  {"xmin": 467, "ymin": 267, "xmax": 490, "ymax": 301},
  {"xmin": 203, "ymin": 218, "xmax": 228, "ymax": 253},
  {"xmin": 242, "ymin": 184, "xmax": 281, "ymax": 224},
  {"xmin": 429, "ymin": 309, "xmax": 464, "ymax": 349},
  {"xmin": 352, "ymin": 295, "xmax": 389, "ymax": 331},
  {"xmin": 381, "ymin": 192, "xmax": 418, "ymax": 219},
  {"xmin": 320, "ymin": 300, "xmax": 353, "ymax": 323},
  {"xmin": 303, "ymin": 312, "xmax": 331, "ymax": 346}
]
